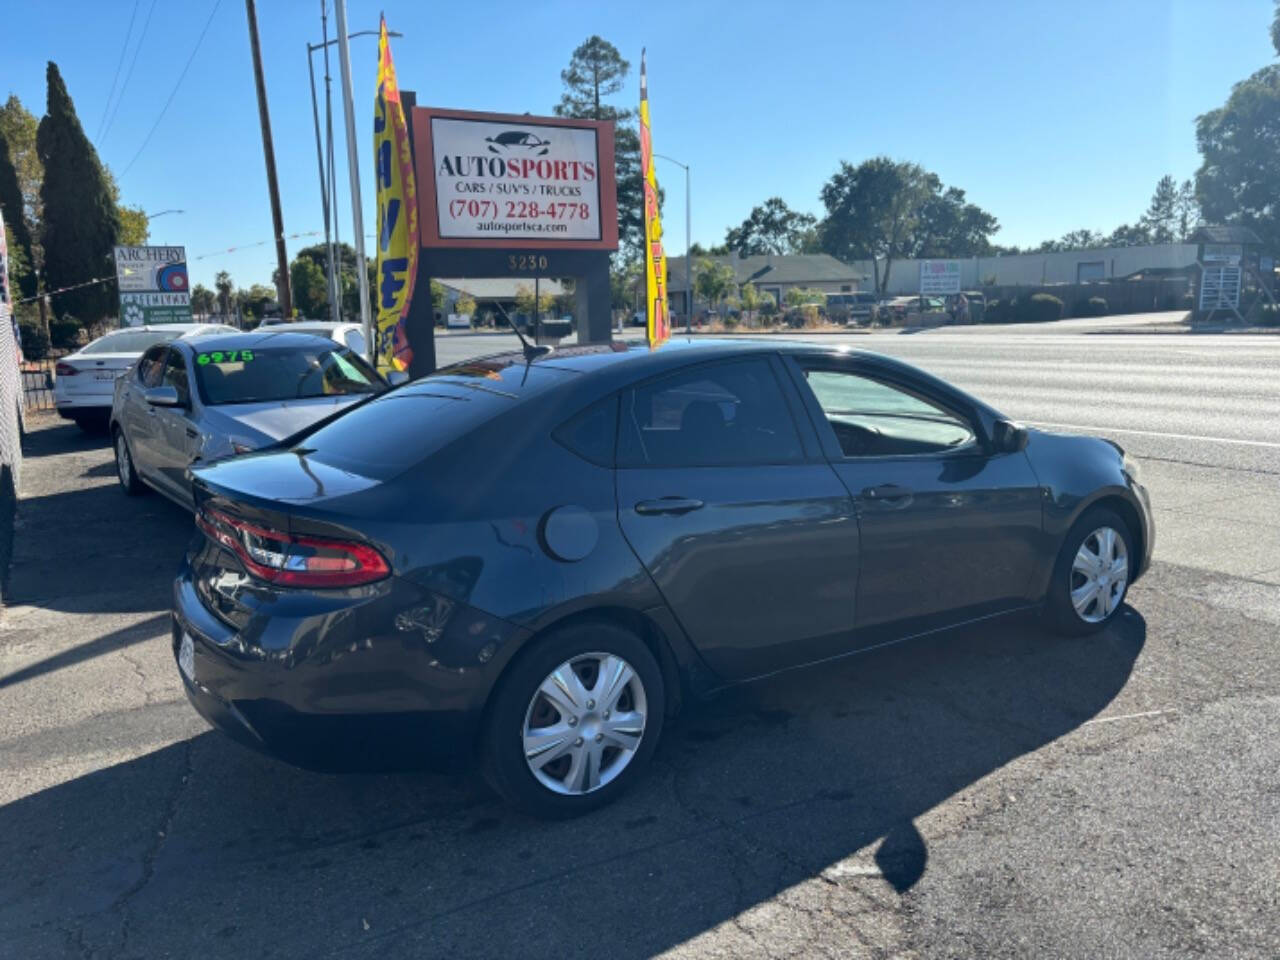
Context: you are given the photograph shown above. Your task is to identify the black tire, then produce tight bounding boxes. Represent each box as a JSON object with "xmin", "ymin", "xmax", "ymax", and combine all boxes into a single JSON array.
[
  {"xmin": 1043, "ymin": 506, "xmax": 1134, "ymax": 636},
  {"xmin": 482, "ymin": 620, "xmax": 665, "ymax": 818},
  {"xmin": 113, "ymin": 427, "xmax": 146, "ymax": 496}
]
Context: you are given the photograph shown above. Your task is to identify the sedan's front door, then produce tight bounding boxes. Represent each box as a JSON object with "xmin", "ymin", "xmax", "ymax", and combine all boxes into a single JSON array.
[
  {"xmin": 789, "ymin": 361, "xmax": 1043, "ymax": 635},
  {"xmin": 150, "ymin": 347, "xmax": 200, "ymax": 502},
  {"xmin": 615, "ymin": 357, "xmax": 859, "ymax": 682}
]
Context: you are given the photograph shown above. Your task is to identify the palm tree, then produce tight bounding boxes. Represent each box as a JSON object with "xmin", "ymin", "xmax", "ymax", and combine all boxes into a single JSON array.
[
  {"xmin": 190, "ymin": 284, "xmax": 216, "ymax": 320},
  {"xmin": 214, "ymin": 271, "xmax": 233, "ymax": 319}
]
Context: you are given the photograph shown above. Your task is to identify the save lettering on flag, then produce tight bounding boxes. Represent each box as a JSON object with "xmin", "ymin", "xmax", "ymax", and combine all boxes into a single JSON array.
[
  {"xmin": 639, "ymin": 49, "xmax": 670, "ymax": 348},
  {"xmin": 373, "ymin": 17, "xmax": 418, "ymax": 373}
]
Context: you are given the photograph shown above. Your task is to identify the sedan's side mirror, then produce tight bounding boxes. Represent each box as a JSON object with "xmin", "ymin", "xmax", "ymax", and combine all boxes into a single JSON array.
[
  {"xmin": 992, "ymin": 419, "xmax": 1029, "ymax": 453},
  {"xmin": 144, "ymin": 385, "xmax": 185, "ymax": 408}
]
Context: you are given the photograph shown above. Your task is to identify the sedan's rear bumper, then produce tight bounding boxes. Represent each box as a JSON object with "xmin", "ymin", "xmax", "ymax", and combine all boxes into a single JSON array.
[{"xmin": 171, "ymin": 554, "xmax": 530, "ymax": 770}]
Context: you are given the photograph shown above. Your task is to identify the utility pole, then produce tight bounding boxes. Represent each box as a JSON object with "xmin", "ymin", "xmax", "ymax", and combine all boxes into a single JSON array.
[
  {"xmin": 333, "ymin": 0, "xmax": 373, "ymax": 357},
  {"xmin": 245, "ymin": 0, "xmax": 292, "ymax": 318}
]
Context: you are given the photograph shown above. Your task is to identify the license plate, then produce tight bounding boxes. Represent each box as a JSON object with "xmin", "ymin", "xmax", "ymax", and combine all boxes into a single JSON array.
[
  {"xmin": 94, "ymin": 371, "xmax": 117, "ymax": 381},
  {"xmin": 178, "ymin": 631, "xmax": 195, "ymax": 681}
]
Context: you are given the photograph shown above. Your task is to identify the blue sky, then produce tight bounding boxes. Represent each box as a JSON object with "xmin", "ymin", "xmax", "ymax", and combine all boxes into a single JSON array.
[{"xmin": 2, "ymin": 0, "xmax": 1275, "ymax": 291}]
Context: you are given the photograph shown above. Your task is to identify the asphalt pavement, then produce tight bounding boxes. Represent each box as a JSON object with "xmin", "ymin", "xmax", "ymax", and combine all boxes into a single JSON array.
[{"xmin": 1, "ymin": 318, "xmax": 1277, "ymax": 959}]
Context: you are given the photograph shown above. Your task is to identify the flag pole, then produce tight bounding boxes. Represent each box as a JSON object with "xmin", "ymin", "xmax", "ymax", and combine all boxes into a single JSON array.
[{"xmin": 333, "ymin": 0, "xmax": 373, "ymax": 359}]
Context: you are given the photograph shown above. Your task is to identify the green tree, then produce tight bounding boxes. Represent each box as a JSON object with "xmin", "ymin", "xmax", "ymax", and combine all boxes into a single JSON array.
[
  {"xmin": 1141, "ymin": 175, "xmax": 1179, "ymax": 244},
  {"xmin": 0, "ymin": 95, "xmax": 41, "ymax": 294},
  {"xmin": 783, "ymin": 287, "xmax": 827, "ymax": 307},
  {"xmin": 609, "ymin": 258, "xmax": 642, "ymax": 312},
  {"xmin": 739, "ymin": 282, "xmax": 761, "ymax": 324},
  {"xmin": 289, "ymin": 257, "xmax": 328, "ymax": 317},
  {"xmin": 907, "ymin": 185, "xmax": 999, "ymax": 258},
  {"xmin": 214, "ymin": 270, "xmax": 234, "ymax": 317},
  {"xmin": 724, "ymin": 197, "xmax": 817, "ymax": 256},
  {"xmin": 694, "ymin": 257, "xmax": 736, "ymax": 310},
  {"xmin": 0, "ymin": 131, "xmax": 35, "ymax": 297},
  {"xmin": 1175, "ymin": 179, "xmax": 1200, "ymax": 241},
  {"xmin": 554, "ymin": 36, "xmax": 644, "ymax": 260},
  {"xmin": 37, "ymin": 62, "xmax": 119, "ymax": 326},
  {"xmin": 116, "ymin": 204, "xmax": 149, "ymax": 245},
  {"xmin": 514, "ymin": 284, "xmax": 555, "ymax": 318},
  {"xmin": 455, "ymin": 293, "xmax": 477, "ymax": 317},
  {"xmin": 190, "ymin": 283, "xmax": 216, "ymax": 319},
  {"xmin": 1106, "ymin": 222, "xmax": 1152, "ymax": 247},
  {"xmin": 688, "ymin": 241, "xmax": 729, "ymax": 257},
  {"xmin": 818, "ymin": 158, "xmax": 932, "ymax": 295},
  {"xmin": 1195, "ymin": 63, "xmax": 1280, "ymax": 250}
]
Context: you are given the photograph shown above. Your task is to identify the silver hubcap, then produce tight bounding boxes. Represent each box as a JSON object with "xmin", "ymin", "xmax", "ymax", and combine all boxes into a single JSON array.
[
  {"xmin": 523, "ymin": 652, "xmax": 647, "ymax": 796},
  {"xmin": 1070, "ymin": 526, "xmax": 1129, "ymax": 623},
  {"xmin": 116, "ymin": 435, "xmax": 131, "ymax": 486}
]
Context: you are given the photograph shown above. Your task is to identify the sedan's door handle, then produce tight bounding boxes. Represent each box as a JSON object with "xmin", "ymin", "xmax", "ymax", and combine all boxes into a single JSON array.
[
  {"xmin": 185, "ymin": 427, "xmax": 199, "ymax": 440},
  {"xmin": 634, "ymin": 497, "xmax": 705, "ymax": 516},
  {"xmin": 861, "ymin": 484, "xmax": 913, "ymax": 502}
]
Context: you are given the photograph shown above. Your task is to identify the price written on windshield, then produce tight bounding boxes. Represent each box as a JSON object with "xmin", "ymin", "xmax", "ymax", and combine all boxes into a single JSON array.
[{"xmin": 447, "ymin": 199, "xmax": 591, "ymax": 221}]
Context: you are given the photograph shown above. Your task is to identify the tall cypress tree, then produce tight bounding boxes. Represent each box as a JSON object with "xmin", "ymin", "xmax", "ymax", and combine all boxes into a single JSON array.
[
  {"xmin": 36, "ymin": 62, "xmax": 119, "ymax": 325},
  {"xmin": 0, "ymin": 131, "xmax": 35, "ymax": 298}
]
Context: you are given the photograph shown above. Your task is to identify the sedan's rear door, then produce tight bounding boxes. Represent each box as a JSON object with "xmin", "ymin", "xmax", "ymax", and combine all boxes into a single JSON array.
[{"xmin": 615, "ymin": 356, "xmax": 859, "ymax": 682}]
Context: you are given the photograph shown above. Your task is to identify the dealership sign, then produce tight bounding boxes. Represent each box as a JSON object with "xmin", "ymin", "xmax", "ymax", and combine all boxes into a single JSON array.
[
  {"xmin": 919, "ymin": 260, "xmax": 961, "ymax": 295},
  {"xmin": 114, "ymin": 245, "xmax": 192, "ymax": 325},
  {"xmin": 414, "ymin": 107, "xmax": 618, "ymax": 250}
]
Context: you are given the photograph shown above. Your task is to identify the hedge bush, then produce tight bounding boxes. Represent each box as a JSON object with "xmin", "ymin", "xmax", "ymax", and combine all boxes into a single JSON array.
[
  {"xmin": 1015, "ymin": 293, "xmax": 1064, "ymax": 323},
  {"xmin": 1072, "ymin": 296, "xmax": 1108, "ymax": 317},
  {"xmin": 49, "ymin": 317, "xmax": 81, "ymax": 348},
  {"xmin": 18, "ymin": 317, "xmax": 50, "ymax": 360},
  {"xmin": 983, "ymin": 298, "xmax": 1011, "ymax": 324}
]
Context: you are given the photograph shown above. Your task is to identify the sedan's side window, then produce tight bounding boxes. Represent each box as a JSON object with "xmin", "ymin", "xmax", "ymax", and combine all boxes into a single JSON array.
[
  {"xmin": 801, "ymin": 368, "xmax": 975, "ymax": 457},
  {"xmin": 137, "ymin": 346, "xmax": 168, "ymax": 387},
  {"xmin": 618, "ymin": 358, "xmax": 804, "ymax": 467},
  {"xmin": 162, "ymin": 349, "xmax": 190, "ymax": 405}
]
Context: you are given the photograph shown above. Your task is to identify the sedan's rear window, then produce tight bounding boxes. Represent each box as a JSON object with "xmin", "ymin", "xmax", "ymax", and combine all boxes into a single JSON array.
[
  {"xmin": 195, "ymin": 346, "xmax": 382, "ymax": 405},
  {"xmin": 81, "ymin": 330, "xmax": 175, "ymax": 354}
]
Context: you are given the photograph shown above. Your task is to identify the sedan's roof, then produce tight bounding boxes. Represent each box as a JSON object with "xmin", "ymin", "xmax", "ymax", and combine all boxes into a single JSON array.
[{"xmin": 181, "ymin": 330, "xmax": 343, "ymax": 351}]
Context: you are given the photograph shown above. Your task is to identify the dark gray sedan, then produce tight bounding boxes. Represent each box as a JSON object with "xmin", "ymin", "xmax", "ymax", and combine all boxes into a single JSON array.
[
  {"xmin": 173, "ymin": 339, "xmax": 1152, "ymax": 817},
  {"xmin": 110, "ymin": 331, "xmax": 384, "ymax": 509}
]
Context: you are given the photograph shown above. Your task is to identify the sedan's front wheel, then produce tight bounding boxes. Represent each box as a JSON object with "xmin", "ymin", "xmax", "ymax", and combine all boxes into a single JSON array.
[
  {"xmin": 482, "ymin": 621, "xmax": 664, "ymax": 818},
  {"xmin": 1044, "ymin": 506, "xmax": 1134, "ymax": 635}
]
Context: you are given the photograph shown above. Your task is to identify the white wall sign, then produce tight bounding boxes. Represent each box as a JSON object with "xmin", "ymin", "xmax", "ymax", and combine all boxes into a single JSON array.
[
  {"xmin": 1199, "ymin": 265, "xmax": 1241, "ymax": 310},
  {"xmin": 428, "ymin": 117, "xmax": 602, "ymax": 243},
  {"xmin": 919, "ymin": 260, "xmax": 961, "ymax": 295}
]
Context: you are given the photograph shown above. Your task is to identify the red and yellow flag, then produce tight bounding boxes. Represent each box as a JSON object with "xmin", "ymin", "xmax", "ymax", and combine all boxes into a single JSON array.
[
  {"xmin": 639, "ymin": 50, "xmax": 669, "ymax": 348},
  {"xmin": 373, "ymin": 17, "xmax": 418, "ymax": 373}
]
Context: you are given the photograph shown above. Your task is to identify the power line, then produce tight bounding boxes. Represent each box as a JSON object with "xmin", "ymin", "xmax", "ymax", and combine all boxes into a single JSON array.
[
  {"xmin": 117, "ymin": 0, "xmax": 222, "ymax": 179},
  {"xmin": 100, "ymin": 0, "xmax": 159, "ymax": 146},
  {"xmin": 95, "ymin": 0, "xmax": 141, "ymax": 144}
]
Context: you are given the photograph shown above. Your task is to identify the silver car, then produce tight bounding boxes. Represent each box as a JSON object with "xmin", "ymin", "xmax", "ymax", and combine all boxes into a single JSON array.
[
  {"xmin": 54, "ymin": 323, "xmax": 236, "ymax": 430},
  {"xmin": 110, "ymin": 331, "xmax": 386, "ymax": 508}
]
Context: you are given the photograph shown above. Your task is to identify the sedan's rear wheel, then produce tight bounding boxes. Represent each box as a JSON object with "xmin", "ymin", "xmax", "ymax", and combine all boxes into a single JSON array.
[
  {"xmin": 114, "ymin": 429, "xmax": 145, "ymax": 496},
  {"xmin": 1044, "ymin": 507, "xmax": 1133, "ymax": 635},
  {"xmin": 483, "ymin": 621, "xmax": 664, "ymax": 818}
]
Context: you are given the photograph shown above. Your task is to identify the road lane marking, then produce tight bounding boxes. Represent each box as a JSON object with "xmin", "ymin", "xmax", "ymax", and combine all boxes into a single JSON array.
[
  {"xmin": 1027, "ymin": 421, "xmax": 1280, "ymax": 449},
  {"xmin": 1083, "ymin": 709, "xmax": 1175, "ymax": 726}
]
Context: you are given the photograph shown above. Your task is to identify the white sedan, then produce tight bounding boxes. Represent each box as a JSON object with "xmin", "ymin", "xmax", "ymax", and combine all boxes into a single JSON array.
[
  {"xmin": 54, "ymin": 323, "xmax": 236, "ymax": 430},
  {"xmin": 254, "ymin": 320, "xmax": 368, "ymax": 355}
]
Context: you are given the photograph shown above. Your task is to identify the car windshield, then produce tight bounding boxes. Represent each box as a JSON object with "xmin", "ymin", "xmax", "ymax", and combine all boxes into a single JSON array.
[
  {"xmin": 80, "ymin": 330, "xmax": 177, "ymax": 354},
  {"xmin": 193, "ymin": 344, "xmax": 383, "ymax": 405}
]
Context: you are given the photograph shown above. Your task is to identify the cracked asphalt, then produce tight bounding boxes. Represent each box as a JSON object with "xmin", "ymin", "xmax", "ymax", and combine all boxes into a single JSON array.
[{"xmin": 1, "ymin": 326, "xmax": 1278, "ymax": 959}]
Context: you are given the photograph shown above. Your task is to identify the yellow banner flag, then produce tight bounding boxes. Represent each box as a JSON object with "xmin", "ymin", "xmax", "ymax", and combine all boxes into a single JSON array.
[
  {"xmin": 639, "ymin": 50, "xmax": 670, "ymax": 348},
  {"xmin": 373, "ymin": 17, "xmax": 418, "ymax": 373}
]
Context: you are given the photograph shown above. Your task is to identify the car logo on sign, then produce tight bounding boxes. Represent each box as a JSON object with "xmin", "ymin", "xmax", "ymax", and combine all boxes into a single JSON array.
[{"xmin": 485, "ymin": 130, "xmax": 551, "ymax": 156}]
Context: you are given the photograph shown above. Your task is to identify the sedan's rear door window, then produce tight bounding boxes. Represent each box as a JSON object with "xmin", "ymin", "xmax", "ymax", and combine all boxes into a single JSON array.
[{"xmin": 619, "ymin": 358, "xmax": 804, "ymax": 467}]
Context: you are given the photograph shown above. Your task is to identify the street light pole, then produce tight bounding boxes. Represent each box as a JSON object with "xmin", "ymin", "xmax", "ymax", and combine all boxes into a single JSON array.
[
  {"xmin": 332, "ymin": 0, "xmax": 373, "ymax": 358},
  {"xmin": 654, "ymin": 153, "xmax": 691, "ymax": 335},
  {"xmin": 307, "ymin": 24, "xmax": 400, "ymax": 327}
]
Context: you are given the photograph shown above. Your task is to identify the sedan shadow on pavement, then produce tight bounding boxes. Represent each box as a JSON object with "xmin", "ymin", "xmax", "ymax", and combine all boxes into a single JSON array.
[{"xmin": 0, "ymin": 609, "xmax": 1145, "ymax": 958}]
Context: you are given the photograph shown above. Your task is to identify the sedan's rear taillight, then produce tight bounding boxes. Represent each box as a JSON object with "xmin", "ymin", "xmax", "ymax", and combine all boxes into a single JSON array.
[
  {"xmin": 196, "ymin": 507, "xmax": 390, "ymax": 588},
  {"xmin": 55, "ymin": 361, "xmax": 79, "ymax": 377}
]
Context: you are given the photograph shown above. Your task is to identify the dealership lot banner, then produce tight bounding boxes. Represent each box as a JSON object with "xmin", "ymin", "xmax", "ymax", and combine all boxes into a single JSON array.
[
  {"xmin": 919, "ymin": 260, "xmax": 961, "ymax": 295},
  {"xmin": 414, "ymin": 107, "xmax": 618, "ymax": 250},
  {"xmin": 114, "ymin": 245, "xmax": 192, "ymax": 324}
]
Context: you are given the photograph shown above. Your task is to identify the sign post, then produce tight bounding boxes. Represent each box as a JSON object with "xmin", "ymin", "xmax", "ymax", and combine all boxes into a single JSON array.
[
  {"xmin": 404, "ymin": 103, "xmax": 619, "ymax": 374},
  {"xmin": 113, "ymin": 246, "xmax": 192, "ymax": 325}
]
